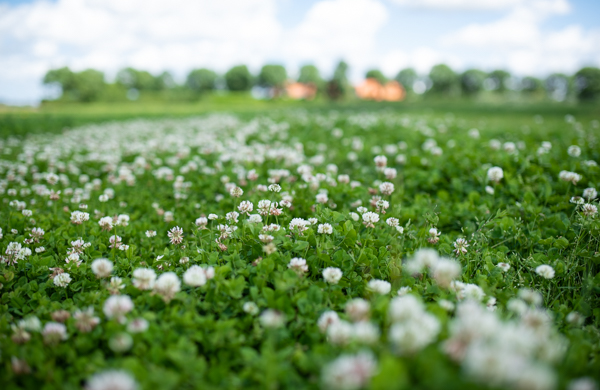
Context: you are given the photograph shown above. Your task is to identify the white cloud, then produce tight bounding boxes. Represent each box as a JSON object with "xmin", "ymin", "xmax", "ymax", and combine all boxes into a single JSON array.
[
  {"xmin": 388, "ymin": 0, "xmax": 570, "ymax": 12},
  {"xmin": 440, "ymin": 0, "xmax": 599, "ymax": 75},
  {"xmin": 0, "ymin": 0, "xmax": 282, "ymax": 102},
  {"xmin": 284, "ymin": 0, "xmax": 389, "ymax": 80}
]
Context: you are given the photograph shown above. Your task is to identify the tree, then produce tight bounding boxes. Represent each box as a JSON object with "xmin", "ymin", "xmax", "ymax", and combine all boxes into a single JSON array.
[
  {"xmin": 460, "ymin": 69, "xmax": 487, "ymax": 95},
  {"xmin": 298, "ymin": 65, "xmax": 322, "ymax": 86},
  {"xmin": 521, "ymin": 77, "xmax": 543, "ymax": 93},
  {"xmin": 156, "ymin": 71, "xmax": 176, "ymax": 90},
  {"xmin": 116, "ymin": 68, "xmax": 159, "ymax": 91},
  {"xmin": 186, "ymin": 68, "xmax": 218, "ymax": 92},
  {"xmin": 574, "ymin": 67, "xmax": 600, "ymax": 100},
  {"xmin": 365, "ymin": 69, "xmax": 387, "ymax": 85},
  {"xmin": 225, "ymin": 65, "xmax": 253, "ymax": 91},
  {"xmin": 43, "ymin": 67, "xmax": 105, "ymax": 102},
  {"xmin": 545, "ymin": 73, "xmax": 571, "ymax": 101},
  {"xmin": 485, "ymin": 70, "xmax": 510, "ymax": 92},
  {"xmin": 428, "ymin": 64, "xmax": 458, "ymax": 95},
  {"xmin": 327, "ymin": 60, "xmax": 350, "ymax": 100},
  {"xmin": 395, "ymin": 68, "xmax": 417, "ymax": 91},
  {"xmin": 258, "ymin": 65, "xmax": 287, "ymax": 88}
]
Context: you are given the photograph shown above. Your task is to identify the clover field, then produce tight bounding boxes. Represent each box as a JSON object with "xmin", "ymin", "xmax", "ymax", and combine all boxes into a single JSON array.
[{"xmin": 1, "ymin": 109, "xmax": 600, "ymax": 390}]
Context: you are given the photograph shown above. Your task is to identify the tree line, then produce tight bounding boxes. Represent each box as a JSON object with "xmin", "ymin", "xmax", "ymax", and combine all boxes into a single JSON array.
[{"xmin": 42, "ymin": 61, "xmax": 600, "ymax": 103}]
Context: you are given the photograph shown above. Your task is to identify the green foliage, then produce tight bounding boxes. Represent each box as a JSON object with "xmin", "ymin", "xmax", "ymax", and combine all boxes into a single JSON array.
[
  {"xmin": 575, "ymin": 67, "xmax": 600, "ymax": 100},
  {"xmin": 365, "ymin": 70, "xmax": 387, "ymax": 85},
  {"xmin": 460, "ymin": 69, "xmax": 487, "ymax": 94},
  {"xmin": 186, "ymin": 68, "xmax": 218, "ymax": 92},
  {"xmin": 43, "ymin": 67, "xmax": 106, "ymax": 102},
  {"xmin": 327, "ymin": 60, "xmax": 351, "ymax": 100},
  {"xmin": 428, "ymin": 64, "xmax": 459, "ymax": 95},
  {"xmin": 116, "ymin": 68, "xmax": 164, "ymax": 91},
  {"xmin": 395, "ymin": 68, "xmax": 418, "ymax": 91},
  {"xmin": 225, "ymin": 65, "xmax": 253, "ymax": 91},
  {"xmin": 298, "ymin": 65, "xmax": 323, "ymax": 87},
  {"xmin": 486, "ymin": 70, "xmax": 510, "ymax": 92},
  {"xmin": 258, "ymin": 65, "xmax": 287, "ymax": 88}
]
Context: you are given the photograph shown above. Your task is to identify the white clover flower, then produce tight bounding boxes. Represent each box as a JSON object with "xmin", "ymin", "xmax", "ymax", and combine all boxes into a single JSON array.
[
  {"xmin": 98, "ymin": 194, "xmax": 109, "ymax": 202},
  {"xmin": 438, "ymin": 299, "xmax": 455, "ymax": 311},
  {"xmin": 18, "ymin": 316, "xmax": 42, "ymax": 332},
  {"xmin": 367, "ymin": 279, "xmax": 391, "ymax": 295},
  {"xmin": 389, "ymin": 310, "xmax": 440, "ymax": 354},
  {"xmin": 518, "ymin": 288, "xmax": 543, "ymax": 306},
  {"xmin": 374, "ymin": 155, "xmax": 387, "ymax": 169},
  {"xmin": 568, "ymin": 378, "xmax": 597, "ymax": 390},
  {"xmin": 327, "ymin": 320, "xmax": 354, "ymax": 345},
  {"xmin": 288, "ymin": 257, "xmax": 308, "ymax": 275},
  {"xmin": 103, "ymin": 295, "xmax": 134, "ymax": 322},
  {"xmin": 386, "ymin": 217, "xmax": 399, "ymax": 227},
  {"xmin": 323, "ymin": 267, "xmax": 343, "ymax": 284},
  {"xmin": 362, "ymin": 211, "xmax": 379, "ymax": 228},
  {"xmin": 428, "ymin": 227, "xmax": 441, "ymax": 243},
  {"xmin": 453, "ymin": 238, "xmax": 469, "ymax": 255},
  {"xmin": 317, "ymin": 311, "xmax": 340, "ymax": 333},
  {"xmin": 98, "ymin": 216, "xmax": 113, "ymax": 230},
  {"xmin": 431, "ymin": 258, "xmax": 461, "ymax": 288},
  {"xmin": 167, "ymin": 226, "xmax": 184, "ymax": 245},
  {"xmin": 487, "ymin": 166, "xmax": 504, "ymax": 183},
  {"xmin": 268, "ymin": 184, "xmax": 281, "ymax": 193},
  {"xmin": 243, "ymin": 302, "xmax": 259, "ymax": 316},
  {"xmin": 583, "ymin": 187, "xmax": 597, "ymax": 200},
  {"xmin": 485, "ymin": 185, "xmax": 495, "ymax": 195},
  {"xmin": 349, "ymin": 212, "xmax": 360, "ymax": 221},
  {"xmin": 145, "ymin": 230, "xmax": 157, "ymax": 237},
  {"xmin": 183, "ymin": 265, "xmax": 207, "ymax": 287},
  {"xmin": 42, "ymin": 322, "xmax": 68, "ymax": 344},
  {"xmin": 568, "ymin": 145, "xmax": 581, "ymax": 157},
  {"xmin": 289, "ymin": 218, "xmax": 310, "ymax": 234},
  {"xmin": 91, "ymin": 258, "xmax": 113, "ymax": 278},
  {"xmin": 259, "ymin": 309, "xmax": 285, "ymax": 328},
  {"xmin": 559, "ymin": 170, "xmax": 582, "ymax": 185},
  {"xmin": 86, "ymin": 370, "xmax": 138, "ymax": 390},
  {"xmin": 127, "ymin": 318, "xmax": 149, "ymax": 333},
  {"xmin": 248, "ymin": 214, "xmax": 262, "ymax": 223},
  {"xmin": 317, "ymin": 223, "xmax": 333, "ymax": 234},
  {"xmin": 208, "ymin": 213, "xmax": 219, "ymax": 220},
  {"xmin": 535, "ymin": 264, "xmax": 555, "ymax": 279},
  {"xmin": 116, "ymin": 214, "xmax": 130, "ymax": 227},
  {"xmin": 54, "ymin": 273, "xmax": 72, "ymax": 288},
  {"xmin": 321, "ymin": 351, "xmax": 377, "ymax": 390},
  {"xmin": 238, "ymin": 200, "xmax": 253, "ymax": 214},
  {"xmin": 153, "ymin": 272, "xmax": 181, "ymax": 302},
  {"xmin": 345, "ymin": 298, "xmax": 370, "ymax": 322},
  {"xmin": 316, "ymin": 193, "xmax": 328, "ymax": 204},
  {"xmin": 229, "ymin": 186, "xmax": 243, "ymax": 197},
  {"xmin": 70, "ymin": 210, "xmax": 90, "ymax": 224},
  {"xmin": 132, "ymin": 268, "xmax": 156, "ymax": 290},
  {"xmin": 352, "ymin": 321, "xmax": 380, "ymax": 344},
  {"xmin": 582, "ymin": 203, "xmax": 598, "ymax": 217},
  {"xmin": 451, "ymin": 281, "xmax": 485, "ymax": 301},
  {"xmin": 73, "ymin": 307, "xmax": 100, "ymax": 332},
  {"xmin": 497, "ymin": 262, "xmax": 511, "ymax": 272},
  {"xmin": 379, "ymin": 182, "xmax": 395, "ymax": 196}
]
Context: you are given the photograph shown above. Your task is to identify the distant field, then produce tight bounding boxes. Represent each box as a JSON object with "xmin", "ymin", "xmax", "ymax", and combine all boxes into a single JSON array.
[{"xmin": 1, "ymin": 97, "xmax": 599, "ymax": 139}]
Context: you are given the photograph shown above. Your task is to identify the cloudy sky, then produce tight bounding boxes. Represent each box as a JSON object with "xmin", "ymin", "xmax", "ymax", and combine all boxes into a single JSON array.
[{"xmin": 1, "ymin": 0, "xmax": 599, "ymax": 104}]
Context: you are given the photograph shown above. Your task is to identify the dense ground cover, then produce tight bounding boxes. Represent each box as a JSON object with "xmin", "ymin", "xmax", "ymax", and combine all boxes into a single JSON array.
[{"xmin": 1, "ymin": 108, "xmax": 599, "ymax": 389}]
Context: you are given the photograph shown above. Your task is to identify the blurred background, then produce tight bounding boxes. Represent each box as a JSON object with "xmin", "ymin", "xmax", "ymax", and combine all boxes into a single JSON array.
[{"xmin": 0, "ymin": 0, "xmax": 599, "ymax": 108}]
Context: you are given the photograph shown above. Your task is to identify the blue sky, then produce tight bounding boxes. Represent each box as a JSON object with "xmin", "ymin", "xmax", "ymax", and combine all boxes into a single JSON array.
[{"xmin": 1, "ymin": 0, "xmax": 599, "ymax": 104}]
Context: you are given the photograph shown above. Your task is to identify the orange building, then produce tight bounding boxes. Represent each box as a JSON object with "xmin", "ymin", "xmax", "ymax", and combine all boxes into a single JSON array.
[
  {"xmin": 355, "ymin": 78, "xmax": 405, "ymax": 101},
  {"xmin": 285, "ymin": 82, "xmax": 318, "ymax": 100}
]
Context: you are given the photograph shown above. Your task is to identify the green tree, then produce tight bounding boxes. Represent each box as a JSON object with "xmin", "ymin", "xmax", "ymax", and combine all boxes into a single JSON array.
[
  {"xmin": 225, "ymin": 65, "xmax": 253, "ymax": 91},
  {"xmin": 395, "ymin": 68, "xmax": 417, "ymax": 91},
  {"xmin": 156, "ymin": 71, "xmax": 176, "ymax": 90},
  {"xmin": 545, "ymin": 73, "xmax": 571, "ymax": 101},
  {"xmin": 258, "ymin": 65, "xmax": 287, "ymax": 88},
  {"xmin": 521, "ymin": 76, "xmax": 543, "ymax": 93},
  {"xmin": 186, "ymin": 68, "xmax": 218, "ymax": 92},
  {"xmin": 43, "ymin": 67, "xmax": 105, "ymax": 102},
  {"xmin": 428, "ymin": 64, "xmax": 459, "ymax": 95},
  {"xmin": 574, "ymin": 67, "xmax": 600, "ymax": 100},
  {"xmin": 298, "ymin": 65, "xmax": 322, "ymax": 86},
  {"xmin": 460, "ymin": 69, "xmax": 487, "ymax": 95},
  {"xmin": 365, "ymin": 69, "xmax": 387, "ymax": 85},
  {"xmin": 327, "ymin": 60, "xmax": 350, "ymax": 100},
  {"xmin": 116, "ymin": 68, "xmax": 159, "ymax": 91},
  {"xmin": 486, "ymin": 70, "xmax": 510, "ymax": 92}
]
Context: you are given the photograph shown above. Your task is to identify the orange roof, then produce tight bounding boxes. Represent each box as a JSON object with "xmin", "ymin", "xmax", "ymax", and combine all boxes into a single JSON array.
[
  {"xmin": 355, "ymin": 78, "xmax": 405, "ymax": 102},
  {"xmin": 285, "ymin": 82, "xmax": 318, "ymax": 100}
]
